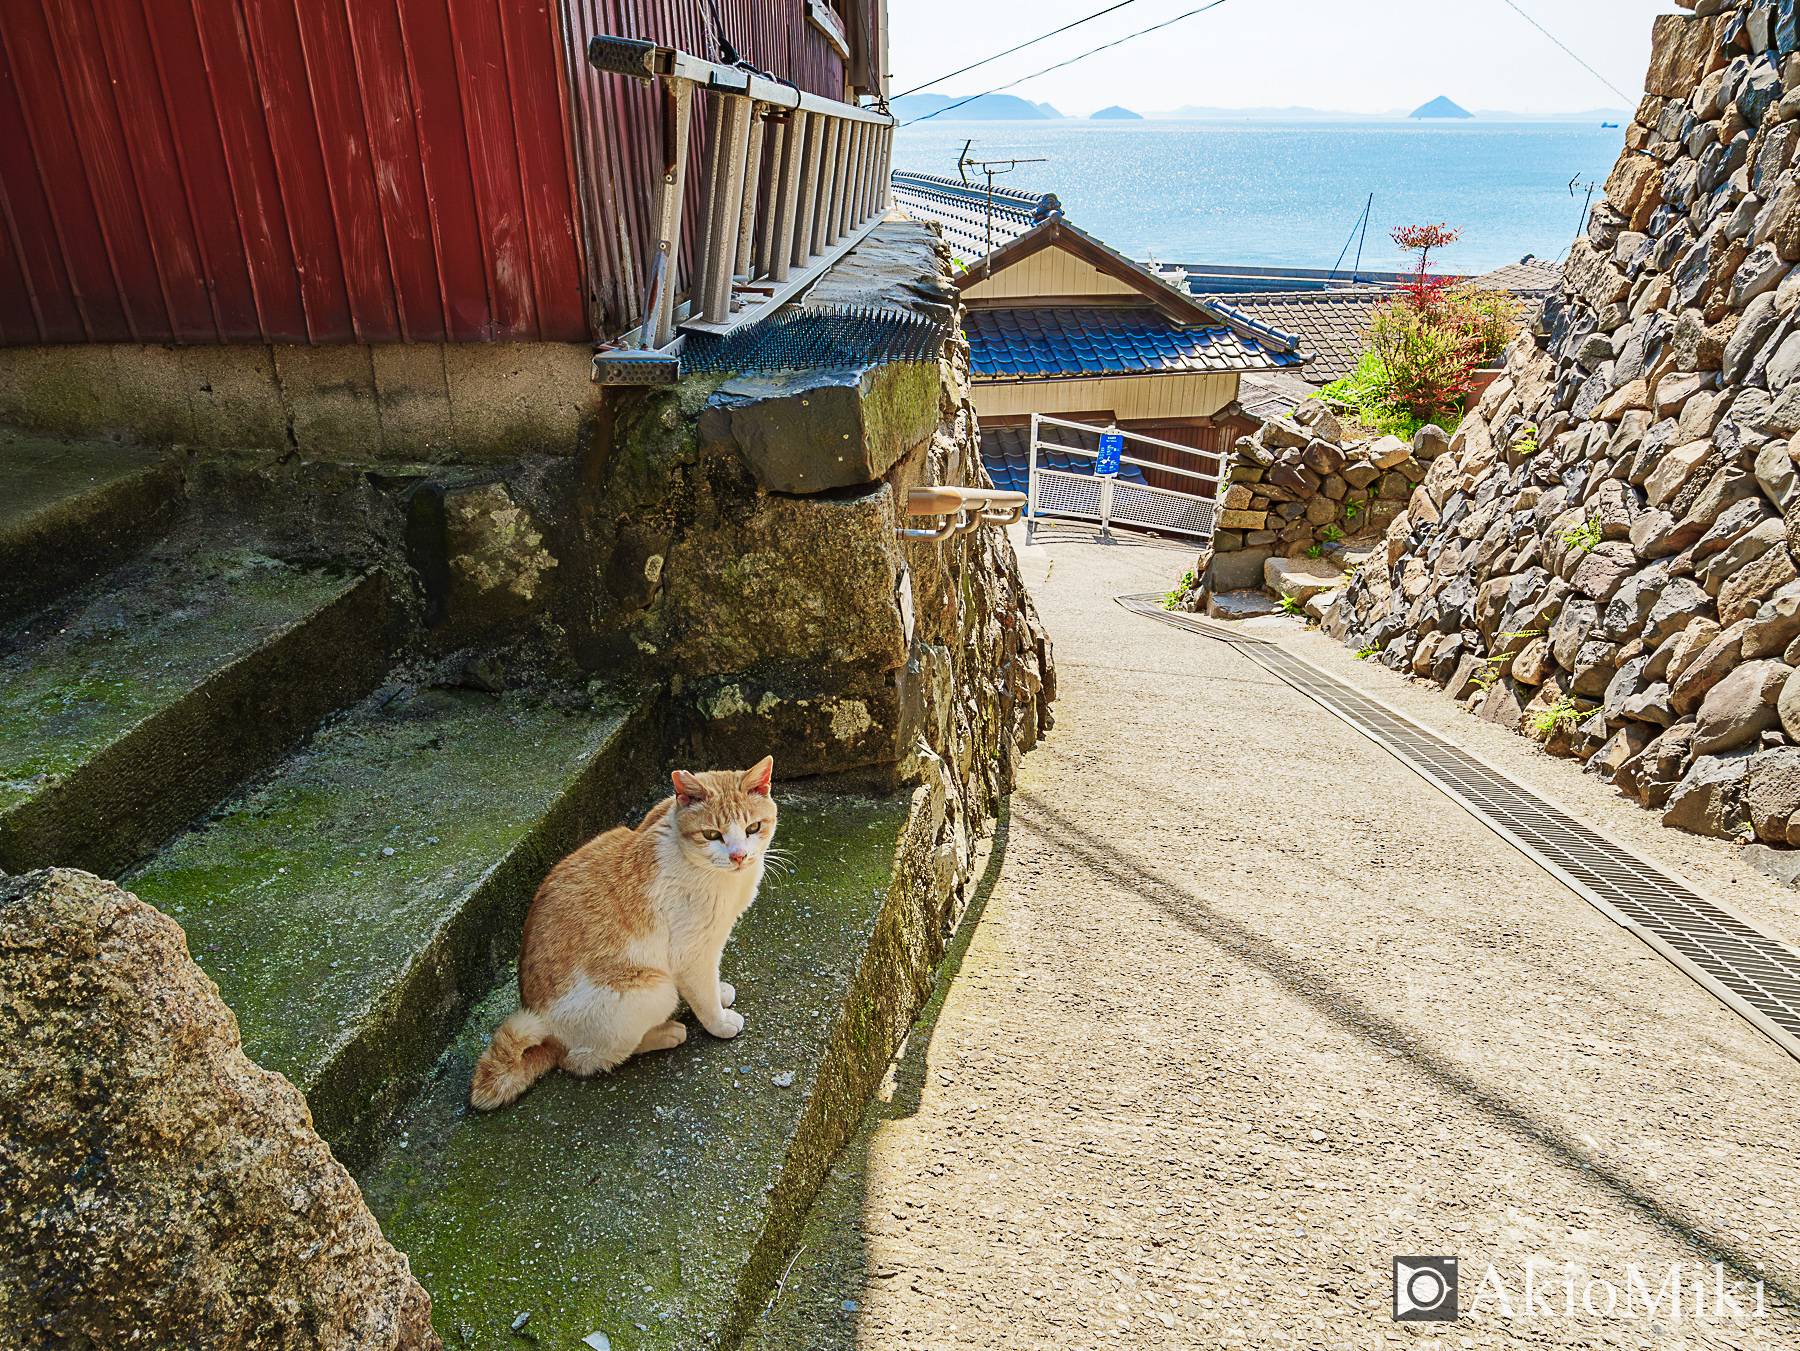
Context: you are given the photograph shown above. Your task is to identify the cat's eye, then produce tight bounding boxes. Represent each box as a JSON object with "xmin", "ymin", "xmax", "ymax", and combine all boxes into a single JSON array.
[
  {"xmin": 702, "ymin": 830, "xmax": 722, "ymax": 841},
  {"xmin": 746, "ymin": 822, "xmax": 762, "ymax": 835}
]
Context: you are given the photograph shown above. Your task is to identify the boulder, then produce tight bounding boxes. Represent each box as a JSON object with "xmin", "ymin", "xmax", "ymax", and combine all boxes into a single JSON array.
[
  {"xmin": 1208, "ymin": 545, "xmax": 1276, "ymax": 592},
  {"xmin": 1368, "ymin": 435, "xmax": 1413, "ymax": 469},
  {"xmin": 1671, "ymin": 617, "xmax": 1753, "ymax": 714},
  {"xmin": 1719, "ymin": 539, "xmax": 1799, "ymax": 625},
  {"xmin": 1302, "ymin": 438, "xmax": 1347, "ymax": 476},
  {"xmin": 1550, "ymin": 596, "xmax": 1601, "ymax": 669},
  {"xmin": 1569, "ymin": 542, "xmax": 1640, "ymax": 601},
  {"xmin": 1745, "ymin": 578, "xmax": 1800, "ymax": 657},
  {"xmin": 1615, "ymin": 720, "xmax": 1695, "ymax": 808},
  {"xmin": 1746, "ymin": 746, "xmax": 1800, "ymax": 843},
  {"xmin": 1740, "ymin": 841, "xmax": 1800, "ymax": 885},
  {"xmin": 1589, "ymin": 724, "xmax": 1653, "ymax": 781},
  {"xmin": 1269, "ymin": 463, "xmax": 1320, "ymax": 499},
  {"xmin": 1692, "ymin": 658, "xmax": 1793, "ymax": 753},
  {"xmin": 1662, "ymin": 752, "xmax": 1752, "ymax": 839},
  {"xmin": 1569, "ymin": 638, "xmax": 1622, "ymax": 697},
  {"xmin": 0, "ymin": 869, "xmax": 441, "ymax": 1351},
  {"xmin": 1753, "ymin": 437, "xmax": 1798, "ymax": 507},
  {"xmin": 1412, "ymin": 424, "xmax": 1451, "ymax": 459},
  {"xmin": 1778, "ymin": 665, "xmax": 1800, "ymax": 741},
  {"xmin": 1643, "ymin": 439, "xmax": 1713, "ymax": 506},
  {"xmin": 1643, "ymin": 576, "xmax": 1715, "ymax": 647},
  {"xmin": 1264, "ymin": 556, "xmax": 1346, "ymax": 603},
  {"xmin": 1207, "ymin": 589, "xmax": 1281, "ymax": 620},
  {"xmin": 1665, "ymin": 615, "xmax": 1725, "ymax": 684},
  {"xmin": 1261, "ymin": 417, "xmax": 1311, "ymax": 450}
]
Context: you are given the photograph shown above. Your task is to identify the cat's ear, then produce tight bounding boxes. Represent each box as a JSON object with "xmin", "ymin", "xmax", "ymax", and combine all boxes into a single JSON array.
[
  {"xmin": 672, "ymin": 769, "xmax": 708, "ymax": 807},
  {"xmin": 741, "ymin": 756, "xmax": 774, "ymax": 797}
]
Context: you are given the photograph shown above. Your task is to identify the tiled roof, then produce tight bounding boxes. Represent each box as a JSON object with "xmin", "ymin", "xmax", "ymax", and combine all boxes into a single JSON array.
[
  {"xmin": 1238, "ymin": 371, "xmax": 1324, "ymax": 422},
  {"xmin": 890, "ymin": 172, "xmax": 1060, "ymax": 262},
  {"xmin": 1468, "ymin": 255, "xmax": 1562, "ymax": 295},
  {"xmin": 965, "ymin": 307, "xmax": 1305, "ymax": 380},
  {"xmin": 1197, "ymin": 288, "xmax": 1390, "ymax": 384},
  {"xmin": 980, "ymin": 424, "xmax": 1149, "ymax": 495}
]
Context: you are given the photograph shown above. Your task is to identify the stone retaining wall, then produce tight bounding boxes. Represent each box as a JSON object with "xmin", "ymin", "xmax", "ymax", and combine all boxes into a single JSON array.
[
  {"xmin": 1171, "ymin": 400, "xmax": 1432, "ymax": 619},
  {"xmin": 1332, "ymin": 0, "xmax": 1800, "ymax": 844}
]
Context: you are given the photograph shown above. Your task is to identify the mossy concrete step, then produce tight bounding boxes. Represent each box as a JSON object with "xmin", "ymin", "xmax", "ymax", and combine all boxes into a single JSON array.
[
  {"xmin": 0, "ymin": 431, "xmax": 188, "ymax": 620},
  {"xmin": 359, "ymin": 783, "xmax": 947, "ymax": 1351},
  {"xmin": 0, "ymin": 549, "xmax": 389, "ymax": 877},
  {"xmin": 124, "ymin": 685, "xmax": 660, "ymax": 1170}
]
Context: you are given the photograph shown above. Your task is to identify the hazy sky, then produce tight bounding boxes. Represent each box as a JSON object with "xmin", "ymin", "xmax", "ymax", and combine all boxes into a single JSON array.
[{"xmin": 888, "ymin": 0, "xmax": 1668, "ymax": 116}]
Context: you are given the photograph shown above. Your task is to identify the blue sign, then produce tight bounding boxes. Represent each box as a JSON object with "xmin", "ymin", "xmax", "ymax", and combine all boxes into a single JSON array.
[{"xmin": 1096, "ymin": 431, "xmax": 1123, "ymax": 477}]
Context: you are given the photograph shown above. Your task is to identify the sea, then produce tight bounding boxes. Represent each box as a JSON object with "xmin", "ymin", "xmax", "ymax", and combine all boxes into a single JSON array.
[{"xmin": 890, "ymin": 119, "xmax": 1629, "ymax": 276}]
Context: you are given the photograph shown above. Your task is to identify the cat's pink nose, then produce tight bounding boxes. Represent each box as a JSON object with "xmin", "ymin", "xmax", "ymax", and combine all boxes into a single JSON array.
[{"xmin": 729, "ymin": 850, "xmax": 748, "ymax": 865}]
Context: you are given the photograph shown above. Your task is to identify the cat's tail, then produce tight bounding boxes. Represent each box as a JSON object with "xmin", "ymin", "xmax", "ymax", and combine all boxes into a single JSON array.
[{"xmin": 469, "ymin": 1009, "xmax": 565, "ymax": 1111}]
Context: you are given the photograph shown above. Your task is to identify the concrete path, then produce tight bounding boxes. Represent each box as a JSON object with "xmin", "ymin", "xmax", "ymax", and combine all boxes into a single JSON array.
[{"xmin": 745, "ymin": 528, "xmax": 1800, "ymax": 1351}]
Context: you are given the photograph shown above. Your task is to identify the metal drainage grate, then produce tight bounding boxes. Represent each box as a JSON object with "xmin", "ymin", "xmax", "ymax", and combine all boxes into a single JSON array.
[{"xmin": 1118, "ymin": 593, "xmax": 1800, "ymax": 1062}]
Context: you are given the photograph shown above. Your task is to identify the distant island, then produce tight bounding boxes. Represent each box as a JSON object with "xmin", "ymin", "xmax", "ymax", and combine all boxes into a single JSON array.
[
  {"xmin": 1139, "ymin": 103, "xmax": 1630, "ymax": 122},
  {"xmin": 888, "ymin": 92, "xmax": 1628, "ymax": 124},
  {"xmin": 889, "ymin": 93, "xmax": 1055, "ymax": 121},
  {"xmin": 1409, "ymin": 96, "xmax": 1473, "ymax": 119}
]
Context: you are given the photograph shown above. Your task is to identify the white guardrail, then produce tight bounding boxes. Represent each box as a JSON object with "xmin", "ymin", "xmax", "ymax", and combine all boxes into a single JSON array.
[{"xmin": 1026, "ymin": 413, "xmax": 1222, "ymax": 542}]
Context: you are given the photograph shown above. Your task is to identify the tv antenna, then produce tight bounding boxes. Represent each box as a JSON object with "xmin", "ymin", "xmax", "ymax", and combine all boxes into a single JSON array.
[
  {"xmin": 957, "ymin": 140, "xmax": 1047, "ymax": 253},
  {"xmin": 1566, "ymin": 173, "xmax": 1597, "ymax": 256}
]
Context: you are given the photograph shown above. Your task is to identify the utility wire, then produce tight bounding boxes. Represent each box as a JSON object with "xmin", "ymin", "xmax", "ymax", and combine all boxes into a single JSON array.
[
  {"xmin": 893, "ymin": 0, "xmax": 1138, "ymax": 100},
  {"xmin": 902, "ymin": 0, "xmax": 1236, "ymax": 127},
  {"xmin": 1498, "ymin": 0, "xmax": 1632, "ymax": 105}
]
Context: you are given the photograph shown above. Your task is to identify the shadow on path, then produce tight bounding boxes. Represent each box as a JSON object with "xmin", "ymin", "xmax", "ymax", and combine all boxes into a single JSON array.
[{"xmin": 1011, "ymin": 785, "xmax": 1798, "ymax": 1310}]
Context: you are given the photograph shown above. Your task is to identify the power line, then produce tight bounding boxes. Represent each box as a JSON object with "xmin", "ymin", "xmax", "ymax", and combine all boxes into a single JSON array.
[
  {"xmin": 1498, "ymin": 0, "xmax": 1632, "ymax": 105},
  {"xmin": 893, "ymin": 0, "xmax": 1138, "ymax": 100},
  {"xmin": 902, "ymin": 0, "xmax": 1236, "ymax": 127}
]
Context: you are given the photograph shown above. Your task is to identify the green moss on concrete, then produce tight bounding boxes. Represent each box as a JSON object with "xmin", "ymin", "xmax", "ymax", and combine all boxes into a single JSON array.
[
  {"xmin": 0, "ymin": 553, "xmax": 331, "ymax": 798},
  {"xmin": 1, "ymin": 551, "xmax": 388, "ymax": 876},
  {"xmin": 358, "ymin": 787, "xmax": 913, "ymax": 1351},
  {"xmin": 125, "ymin": 686, "xmax": 658, "ymax": 1168}
]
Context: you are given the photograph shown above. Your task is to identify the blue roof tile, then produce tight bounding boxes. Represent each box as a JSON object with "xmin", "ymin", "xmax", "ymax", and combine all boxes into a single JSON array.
[{"xmin": 964, "ymin": 307, "xmax": 1301, "ymax": 380}]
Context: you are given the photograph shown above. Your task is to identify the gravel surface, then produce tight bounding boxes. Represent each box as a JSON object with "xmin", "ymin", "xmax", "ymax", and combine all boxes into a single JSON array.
[{"xmin": 744, "ymin": 529, "xmax": 1800, "ymax": 1351}]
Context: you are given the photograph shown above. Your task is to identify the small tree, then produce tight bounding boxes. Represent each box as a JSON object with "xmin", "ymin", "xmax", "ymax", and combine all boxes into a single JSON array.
[{"xmin": 1391, "ymin": 222, "xmax": 1463, "ymax": 320}]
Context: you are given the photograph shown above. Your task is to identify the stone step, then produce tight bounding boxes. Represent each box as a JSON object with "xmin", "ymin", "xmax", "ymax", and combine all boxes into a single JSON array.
[
  {"xmin": 0, "ymin": 431, "xmax": 188, "ymax": 621},
  {"xmin": 357, "ymin": 783, "xmax": 939, "ymax": 1350},
  {"xmin": 0, "ymin": 548, "xmax": 389, "ymax": 877},
  {"xmin": 124, "ymin": 684, "xmax": 659, "ymax": 1170}
]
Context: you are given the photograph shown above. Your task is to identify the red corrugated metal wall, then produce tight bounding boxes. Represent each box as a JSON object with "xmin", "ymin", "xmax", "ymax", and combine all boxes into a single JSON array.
[{"xmin": 0, "ymin": 0, "xmax": 857, "ymax": 346}]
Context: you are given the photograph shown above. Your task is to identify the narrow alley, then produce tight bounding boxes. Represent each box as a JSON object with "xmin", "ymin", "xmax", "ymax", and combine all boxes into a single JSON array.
[{"xmin": 748, "ymin": 528, "xmax": 1800, "ymax": 1350}]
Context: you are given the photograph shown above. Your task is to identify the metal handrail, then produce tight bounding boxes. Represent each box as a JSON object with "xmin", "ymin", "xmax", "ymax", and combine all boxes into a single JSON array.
[
  {"xmin": 901, "ymin": 485, "xmax": 1026, "ymax": 540},
  {"xmin": 1027, "ymin": 412, "xmax": 1221, "ymax": 542}
]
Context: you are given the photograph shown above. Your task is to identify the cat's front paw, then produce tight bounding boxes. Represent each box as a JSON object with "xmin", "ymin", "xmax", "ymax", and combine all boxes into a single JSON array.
[
  {"xmin": 719, "ymin": 981, "xmax": 736, "ymax": 1008},
  {"xmin": 706, "ymin": 1008, "xmax": 745, "ymax": 1039}
]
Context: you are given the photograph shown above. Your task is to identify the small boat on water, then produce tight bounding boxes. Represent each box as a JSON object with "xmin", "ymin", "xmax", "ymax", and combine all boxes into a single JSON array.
[{"xmin": 1601, "ymin": 121, "xmax": 1619, "ymax": 127}]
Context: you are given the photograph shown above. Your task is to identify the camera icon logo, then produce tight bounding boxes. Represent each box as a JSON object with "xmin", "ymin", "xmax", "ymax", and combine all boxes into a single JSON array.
[{"xmin": 1392, "ymin": 1255, "xmax": 1457, "ymax": 1321}]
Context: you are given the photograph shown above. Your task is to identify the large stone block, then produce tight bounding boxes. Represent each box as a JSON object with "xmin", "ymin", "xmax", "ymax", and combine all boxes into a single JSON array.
[
  {"xmin": 0, "ymin": 869, "xmax": 440, "ymax": 1350},
  {"xmin": 701, "ymin": 360, "xmax": 942, "ymax": 494},
  {"xmin": 1662, "ymin": 751, "xmax": 1752, "ymax": 838}
]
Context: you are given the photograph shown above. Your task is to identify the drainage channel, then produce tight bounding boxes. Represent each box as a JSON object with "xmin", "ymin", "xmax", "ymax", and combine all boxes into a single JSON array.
[{"xmin": 1117, "ymin": 592, "xmax": 1800, "ymax": 1063}]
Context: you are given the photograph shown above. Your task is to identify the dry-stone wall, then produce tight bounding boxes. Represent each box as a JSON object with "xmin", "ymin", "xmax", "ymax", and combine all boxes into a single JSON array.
[
  {"xmin": 1332, "ymin": 0, "xmax": 1800, "ymax": 844},
  {"xmin": 1171, "ymin": 401, "xmax": 1437, "ymax": 619}
]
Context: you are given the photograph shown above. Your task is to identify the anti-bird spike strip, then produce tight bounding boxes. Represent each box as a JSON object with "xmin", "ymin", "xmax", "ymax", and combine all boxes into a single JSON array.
[{"xmin": 680, "ymin": 304, "xmax": 948, "ymax": 376}]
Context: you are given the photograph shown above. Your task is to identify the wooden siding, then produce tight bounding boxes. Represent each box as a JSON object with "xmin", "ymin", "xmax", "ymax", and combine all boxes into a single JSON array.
[
  {"xmin": 960, "ymin": 245, "xmax": 1139, "ymax": 302},
  {"xmin": 971, "ymin": 372, "xmax": 1238, "ymax": 422}
]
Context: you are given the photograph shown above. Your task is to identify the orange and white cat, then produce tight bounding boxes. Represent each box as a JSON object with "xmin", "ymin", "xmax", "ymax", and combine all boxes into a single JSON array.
[{"xmin": 469, "ymin": 757, "xmax": 777, "ymax": 1110}]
